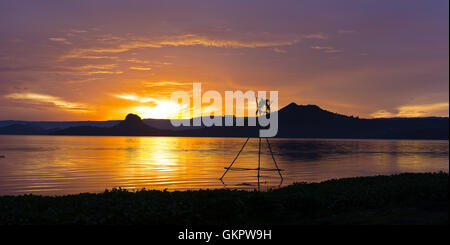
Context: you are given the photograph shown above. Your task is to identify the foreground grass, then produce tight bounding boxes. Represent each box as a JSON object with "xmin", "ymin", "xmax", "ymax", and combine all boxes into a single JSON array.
[{"xmin": 0, "ymin": 172, "xmax": 448, "ymax": 225}]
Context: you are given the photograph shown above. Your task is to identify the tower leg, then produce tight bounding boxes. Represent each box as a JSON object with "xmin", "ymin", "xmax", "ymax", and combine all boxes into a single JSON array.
[
  {"xmin": 219, "ymin": 137, "xmax": 250, "ymax": 180},
  {"xmin": 257, "ymin": 137, "xmax": 261, "ymax": 179},
  {"xmin": 266, "ymin": 138, "xmax": 283, "ymax": 180}
]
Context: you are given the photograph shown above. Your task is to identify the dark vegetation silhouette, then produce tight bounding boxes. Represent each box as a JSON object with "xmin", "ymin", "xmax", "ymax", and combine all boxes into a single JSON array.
[
  {"xmin": 0, "ymin": 172, "xmax": 447, "ymax": 224},
  {"xmin": 0, "ymin": 103, "xmax": 448, "ymax": 139}
]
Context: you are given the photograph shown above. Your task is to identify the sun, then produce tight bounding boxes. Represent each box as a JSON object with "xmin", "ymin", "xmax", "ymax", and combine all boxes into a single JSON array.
[{"xmin": 133, "ymin": 100, "xmax": 186, "ymax": 119}]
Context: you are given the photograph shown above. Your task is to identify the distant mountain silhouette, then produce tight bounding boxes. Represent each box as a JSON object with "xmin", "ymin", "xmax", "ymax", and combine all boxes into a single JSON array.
[
  {"xmin": 279, "ymin": 103, "xmax": 352, "ymax": 121},
  {"xmin": 0, "ymin": 124, "xmax": 46, "ymax": 135},
  {"xmin": 178, "ymin": 103, "xmax": 448, "ymax": 139},
  {"xmin": 110, "ymin": 113, "xmax": 159, "ymax": 135},
  {"xmin": 274, "ymin": 103, "xmax": 448, "ymax": 139},
  {"xmin": 1, "ymin": 103, "xmax": 448, "ymax": 139},
  {"xmin": 51, "ymin": 114, "xmax": 172, "ymax": 136}
]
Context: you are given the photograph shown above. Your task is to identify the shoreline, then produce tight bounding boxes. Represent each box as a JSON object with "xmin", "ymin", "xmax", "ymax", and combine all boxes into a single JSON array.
[
  {"xmin": 0, "ymin": 172, "xmax": 447, "ymax": 225},
  {"xmin": 1, "ymin": 134, "xmax": 449, "ymax": 141}
]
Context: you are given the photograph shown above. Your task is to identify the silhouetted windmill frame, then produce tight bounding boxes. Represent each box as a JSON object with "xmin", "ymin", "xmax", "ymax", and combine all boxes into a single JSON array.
[{"xmin": 219, "ymin": 95, "xmax": 283, "ymax": 187}]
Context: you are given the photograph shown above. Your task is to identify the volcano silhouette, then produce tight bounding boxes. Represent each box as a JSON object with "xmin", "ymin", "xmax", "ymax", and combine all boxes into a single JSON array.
[
  {"xmin": 51, "ymin": 113, "xmax": 165, "ymax": 136},
  {"xmin": 110, "ymin": 114, "xmax": 158, "ymax": 135}
]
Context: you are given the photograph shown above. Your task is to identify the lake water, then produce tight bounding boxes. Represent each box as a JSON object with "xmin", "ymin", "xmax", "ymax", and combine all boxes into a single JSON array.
[{"xmin": 0, "ymin": 135, "xmax": 448, "ymax": 195}]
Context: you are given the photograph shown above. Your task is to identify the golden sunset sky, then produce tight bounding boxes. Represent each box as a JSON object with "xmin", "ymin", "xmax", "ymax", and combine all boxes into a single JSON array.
[{"xmin": 0, "ymin": 0, "xmax": 448, "ymax": 120}]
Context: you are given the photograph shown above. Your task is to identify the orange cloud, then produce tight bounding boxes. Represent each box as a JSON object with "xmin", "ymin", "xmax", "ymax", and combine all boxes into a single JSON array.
[
  {"xmin": 49, "ymin": 37, "xmax": 72, "ymax": 45},
  {"xmin": 129, "ymin": 66, "xmax": 151, "ymax": 71},
  {"xmin": 5, "ymin": 93, "xmax": 90, "ymax": 112},
  {"xmin": 113, "ymin": 94, "xmax": 157, "ymax": 103},
  {"xmin": 371, "ymin": 102, "xmax": 449, "ymax": 118},
  {"xmin": 60, "ymin": 34, "xmax": 301, "ymax": 60},
  {"xmin": 303, "ymin": 33, "xmax": 328, "ymax": 39},
  {"xmin": 311, "ymin": 46, "xmax": 343, "ymax": 54}
]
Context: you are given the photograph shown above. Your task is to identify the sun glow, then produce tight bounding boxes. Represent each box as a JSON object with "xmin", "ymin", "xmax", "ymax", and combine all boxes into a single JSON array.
[
  {"xmin": 371, "ymin": 102, "xmax": 449, "ymax": 118},
  {"xmin": 133, "ymin": 101, "xmax": 185, "ymax": 119}
]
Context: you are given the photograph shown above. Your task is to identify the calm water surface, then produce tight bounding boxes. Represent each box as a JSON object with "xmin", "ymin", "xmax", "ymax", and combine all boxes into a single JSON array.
[{"xmin": 0, "ymin": 135, "xmax": 448, "ymax": 195}]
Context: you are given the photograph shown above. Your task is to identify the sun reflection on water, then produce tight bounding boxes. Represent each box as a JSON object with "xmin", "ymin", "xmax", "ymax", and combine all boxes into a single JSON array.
[{"xmin": 0, "ymin": 136, "xmax": 448, "ymax": 195}]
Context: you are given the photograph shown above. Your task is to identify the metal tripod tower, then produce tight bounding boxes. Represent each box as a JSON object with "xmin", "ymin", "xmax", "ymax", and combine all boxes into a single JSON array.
[{"xmin": 219, "ymin": 95, "xmax": 283, "ymax": 186}]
